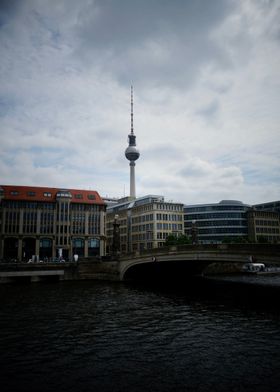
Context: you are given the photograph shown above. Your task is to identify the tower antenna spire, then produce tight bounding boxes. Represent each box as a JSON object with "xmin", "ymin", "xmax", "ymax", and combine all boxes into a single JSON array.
[{"xmin": 131, "ymin": 85, "xmax": 134, "ymax": 135}]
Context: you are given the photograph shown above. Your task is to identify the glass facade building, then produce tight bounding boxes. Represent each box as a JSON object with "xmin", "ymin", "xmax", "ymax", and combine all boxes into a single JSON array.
[{"xmin": 184, "ymin": 200, "xmax": 250, "ymax": 243}]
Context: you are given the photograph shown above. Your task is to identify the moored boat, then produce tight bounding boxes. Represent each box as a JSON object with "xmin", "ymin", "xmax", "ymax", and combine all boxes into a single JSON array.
[{"xmin": 242, "ymin": 262, "xmax": 280, "ymax": 275}]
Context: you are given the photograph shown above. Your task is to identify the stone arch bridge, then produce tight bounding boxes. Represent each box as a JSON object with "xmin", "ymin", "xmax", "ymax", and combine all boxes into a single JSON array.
[
  {"xmin": 118, "ymin": 243, "xmax": 280, "ymax": 281},
  {"xmin": 0, "ymin": 244, "xmax": 279, "ymax": 283}
]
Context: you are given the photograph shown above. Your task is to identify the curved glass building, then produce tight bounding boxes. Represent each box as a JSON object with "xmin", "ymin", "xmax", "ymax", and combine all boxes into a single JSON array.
[{"xmin": 184, "ymin": 200, "xmax": 250, "ymax": 243}]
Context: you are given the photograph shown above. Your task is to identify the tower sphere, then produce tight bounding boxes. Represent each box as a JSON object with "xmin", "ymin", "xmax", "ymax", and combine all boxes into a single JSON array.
[{"xmin": 125, "ymin": 145, "xmax": 140, "ymax": 161}]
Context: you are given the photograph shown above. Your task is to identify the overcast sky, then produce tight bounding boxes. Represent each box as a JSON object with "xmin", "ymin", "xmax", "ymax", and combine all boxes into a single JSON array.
[{"xmin": 0, "ymin": 0, "xmax": 279, "ymax": 205}]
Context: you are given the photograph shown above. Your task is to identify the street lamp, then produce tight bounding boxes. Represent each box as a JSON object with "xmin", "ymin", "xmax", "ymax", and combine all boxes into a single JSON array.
[{"xmin": 112, "ymin": 214, "xmax": 120, "ymax": 257}]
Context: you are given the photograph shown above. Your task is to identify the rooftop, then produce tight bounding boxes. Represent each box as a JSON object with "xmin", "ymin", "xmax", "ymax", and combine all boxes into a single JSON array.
[{"xmin": 0, "ymin": 185, "xmax": 105, "ymax": 205}]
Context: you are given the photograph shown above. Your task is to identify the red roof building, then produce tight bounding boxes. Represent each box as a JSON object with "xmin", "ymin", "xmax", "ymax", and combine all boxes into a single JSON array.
[
  {"xmin": 1, "ymin": 185, "xmax": 104, "ymax": 205},
  {"xmin": 0, "ymin": 185, "xmax": 106, "ymax": 262}
]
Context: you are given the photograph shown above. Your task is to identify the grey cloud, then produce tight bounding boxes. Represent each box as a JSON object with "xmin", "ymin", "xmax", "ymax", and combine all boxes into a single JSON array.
[
  {"xmin": 70, "ymin": 0, "xmax": 235, "ymax": 88},
  {"xmin": 179, "ymin": 161, "xmax": 210, "ymax": 178},
  {"xmin": 196, "ymin": 99, "xmax": 219, "ymax": 119},
  {"xmin": 143, "ymin": 144, "xmax": 184, "ymax": 161},
  {"xmin": 0, "ymin": 0, "xmax": 235, "ymax": 89},
  {"xmin": 0, "ymin": 0, "xmax": 20, "ymax": 25},
  {"xmin": 76, "ymin": 0, "xmax": 232, "ymax": 48}
]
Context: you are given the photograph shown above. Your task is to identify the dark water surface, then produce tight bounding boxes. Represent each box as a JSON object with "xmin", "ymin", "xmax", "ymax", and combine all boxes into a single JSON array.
[{"xmin": 1, "ymin": 278, "xmax": 280, "ymax": 392}]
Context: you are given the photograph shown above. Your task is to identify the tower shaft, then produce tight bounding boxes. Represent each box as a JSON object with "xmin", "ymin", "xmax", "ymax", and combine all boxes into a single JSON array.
[{"xmin": 130, "ymin": 161, "xmax": 136, "ymax": 198}]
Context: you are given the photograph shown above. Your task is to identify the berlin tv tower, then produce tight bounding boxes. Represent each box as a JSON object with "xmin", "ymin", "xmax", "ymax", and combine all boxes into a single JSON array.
[{"xmin": 125, "ymin": 86, "xmax": 140, "ymax": 198}]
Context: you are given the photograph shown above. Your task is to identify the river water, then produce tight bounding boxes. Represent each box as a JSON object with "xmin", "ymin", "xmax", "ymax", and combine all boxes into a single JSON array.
[{"xmin": 1, "ymin": 276, "xmax": 280, "ymax": 392}]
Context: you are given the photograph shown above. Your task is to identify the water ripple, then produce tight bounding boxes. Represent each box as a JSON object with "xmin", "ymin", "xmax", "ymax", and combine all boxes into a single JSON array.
[{"xmin": 1, "ymin": 280, "xmax": 280, "ymax": 392}]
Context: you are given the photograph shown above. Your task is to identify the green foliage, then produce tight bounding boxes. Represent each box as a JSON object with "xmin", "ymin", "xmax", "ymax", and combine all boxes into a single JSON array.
[
  {"xmin": 165, "ymin": 234, "xmax": 191, "ymax": 246},
  {"xmin": 177, "ymin": 234, "xmax": 192, "ymax": 245}
]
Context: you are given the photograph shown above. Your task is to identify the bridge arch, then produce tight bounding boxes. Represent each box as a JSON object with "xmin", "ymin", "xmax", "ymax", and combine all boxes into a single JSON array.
[
  {"xmin": 120, "ymin": 257, "xmax": 211, "ymax": 282},
  {"xmin": 121, "ymin": 258, "xmax": 155, "ymax": 281}
]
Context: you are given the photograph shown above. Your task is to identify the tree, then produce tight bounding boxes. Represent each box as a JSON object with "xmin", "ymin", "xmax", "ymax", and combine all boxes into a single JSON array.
[{"xmin": 165, "ymin": 234, "xmax": 191, "ymax": 246}]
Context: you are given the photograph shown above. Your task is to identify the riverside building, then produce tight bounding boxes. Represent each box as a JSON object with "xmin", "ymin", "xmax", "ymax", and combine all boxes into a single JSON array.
[
  {"xmin": 184, "ymin": 200, "xmax": 250, "ymax": 244},
  {"xmin": 247, "ymin": 201, "xmax": 280, "ymax": 243},
  {"xmin": 0, "ymin": 185, "xmax": 106, "ymax": 261},
  {"xmin": 106, "ymin": 195, "xmax": 184, "ymax": 253},
  {"xmin": 253, "ymin": 200, "xmax": 280, "ymax": 214}
]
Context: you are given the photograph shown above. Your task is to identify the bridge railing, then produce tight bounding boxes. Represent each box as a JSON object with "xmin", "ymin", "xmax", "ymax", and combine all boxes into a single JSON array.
[{"xmin": 120, "ymin": 243, "xmax": 280, "ymax": 260}]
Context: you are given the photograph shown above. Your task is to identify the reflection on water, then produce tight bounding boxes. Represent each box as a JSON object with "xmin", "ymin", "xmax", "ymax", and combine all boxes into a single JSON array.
[{"xmin": 1, "ymin": 278, "xmax": 280, "ymax": 392}]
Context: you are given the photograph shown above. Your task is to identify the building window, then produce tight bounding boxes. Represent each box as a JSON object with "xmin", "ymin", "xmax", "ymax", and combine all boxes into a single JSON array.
[
  {"xmin": 88, "ymin": 194, "xmax": 96, "ymax": 200},
  {"xmin": 44, "ymin": 192, "xmax": 52, "ymax": 197},
  {"xmin": 27, "ymin": 191, "xmax": 36, "ymax": 196},
  {"xmin": 40, "ymin": 238, "xmax": 52, "ymax": 248},
  {"xmin": 11, "ymin": 191, "xmax": 19, "ymax": 196},
  {"xmin": 75, "ymin": 194, "xmax": 83, "ymax": 199},
  {"xmin": 89, "ymin": 238, "xmax": 100, "ymax": 248}
]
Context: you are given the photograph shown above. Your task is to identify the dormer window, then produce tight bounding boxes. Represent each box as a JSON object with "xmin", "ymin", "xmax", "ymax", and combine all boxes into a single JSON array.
[
  {"xmin": 56, "ymin": 190, "xmax": 72, "ymax": 199},
  {"xmin": 88, "ymin": 194, "xmax": 96, "ymax": 200}
]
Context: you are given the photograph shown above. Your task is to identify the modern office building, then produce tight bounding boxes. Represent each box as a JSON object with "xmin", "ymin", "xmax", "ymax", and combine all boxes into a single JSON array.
[
  {"xmin": 106, "ymin": 195, "xmax": 184, "ymax": 253},
  {"xmin": 247, "ymin": 200, "xmax": 280, "ymax": 243},
  {"xmin": 0, "ymin": 185, "xmax": 106, "ymax": 261},
  {"xmin": 247, "ymin": 208, "xmax": 280, "ymax": 243},
  {"xmin": 253, "ymin": 200, "xmax": 280, "ymax": 214},
  {"xmin": 184, "ymin": 200, "xmax": 250, "ymax": 243}
]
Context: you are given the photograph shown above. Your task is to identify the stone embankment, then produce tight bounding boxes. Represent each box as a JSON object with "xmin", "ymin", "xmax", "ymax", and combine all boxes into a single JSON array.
[
  {"xmin": 77, "ymin": 260, "xmax": 119, "ymax": 281},
  {"xmin": 0, "ymin": 259, "xmax": 120, "ymax": 283}
]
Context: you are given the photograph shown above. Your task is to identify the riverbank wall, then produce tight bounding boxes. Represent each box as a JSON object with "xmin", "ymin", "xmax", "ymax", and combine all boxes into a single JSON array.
[{"xmin": 0, "ymin": 260, "xmax": 120, "ymax": 283}]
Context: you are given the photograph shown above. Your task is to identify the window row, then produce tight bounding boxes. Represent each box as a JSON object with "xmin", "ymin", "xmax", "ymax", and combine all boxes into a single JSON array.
[
  {"xmin": 184, "ymin": 213, "xmax": 246, "ymax": 220},
  {"xmin": 131, "ymin": 223, "xmax": 154, "ymax": 232},
  {"xmin": 156, "ymin": 204, "xmax": 182, "ymax": 211},
  {"xmin": 132, "ymin": 214, "xmax": 154, "ymax": 224},
  {"xmin": 255, "ymin": 220, "xmax": 279, "ymax": 226},
  {"xmin": 157, "ymin": 223, "xmax": 183, "ymax": 231},
  {"xmin": 184, "ymin": 220, "xmax": 246, "ymax": 227},
  {"xmin": 132, "ymin": 232, "xmax": 153, "ymax": 241},
  {"xmin": 156, "ymin": 213, "xmax": 182, "ymax": 221},
  {"xmin": 157, "ymin": 232, "xmax": 171, "ymax": 240},
  {"xmin": 256, "ymin": 227, "xmax": 279, "ymax": 234},
  {"xmin": 184, "ymin": 205, "xmax": 247, "ymax": 213}
]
